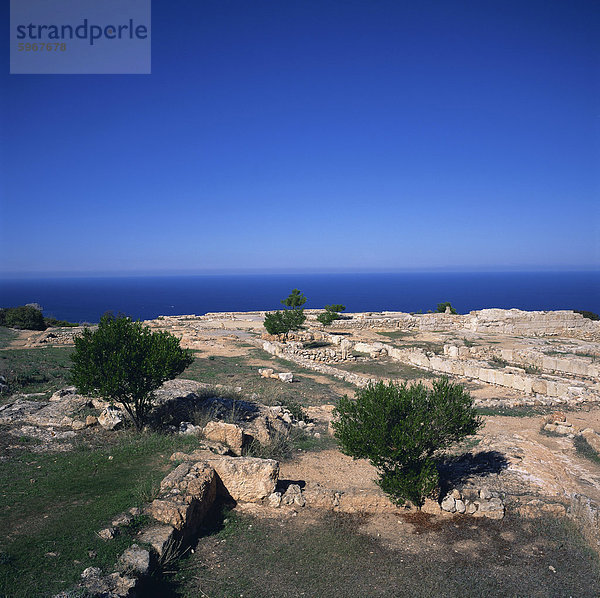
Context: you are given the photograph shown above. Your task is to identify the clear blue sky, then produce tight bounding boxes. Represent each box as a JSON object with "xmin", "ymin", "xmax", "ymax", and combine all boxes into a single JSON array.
[{"xmin": 1, "ymin": 0, "xmax": 598, "ymax": 276}]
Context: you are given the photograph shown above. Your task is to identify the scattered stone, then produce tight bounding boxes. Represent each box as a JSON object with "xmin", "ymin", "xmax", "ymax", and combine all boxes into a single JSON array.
[
  {"xmin": 81, "ymin": 566, "xmax": 102, "ymax": 579},
  {"xmin": 455, "ymin": 499, "xmax": 466, "ymax": 514},
  {"xmin": 179, "ymin": 421, "xmax": 202, "ymax": 435},
  {"xmin": 474, "ymin": 497, "xmax": 505, "ymax": 519},
  {"xmin": 98, "ymin": 527, "xmax": 118, "ymax": 540},
  {"xmin": 203, "ymin": 421, "xmax": 245, "ymax": 455},
  {"xmin": 479, "ymin": 487, "xmax": 493, "ymax": 500},
  {"xmin": 282, "ymin": 484, "xmax": 305, "ymax": 507},
  {"xmin": 85, "ymin": 415, "xmax": 98, "ymax": 427},
  {"xmin": 112, "ymin": 513, "xmax": 133, "ymax": 527},
  {"xmin": 278, "ymin": 372, "xmax": 294, "ymax": 383},
  {"xmin": 138, "ymin": 525, "xmax": 176, "ymax": 558},
  {"xmin": 98, "ymin": 406, "xmax": 123, "ymax": 430},
  {"xmin": 268, "ymin": 492, "xmax": 282, "ymax": 508},
  {"xmin": 71, "ymin": 420, "xmax": 86, "ymax": 431},
  {"xmin": 259, "ymin": 368, "xmax": 274, "ymax": 378},
  {"xmin": 118, "ymin": 544, "xmax": 150, "ymax": 575},
  {"xmin": 0, "ymin": 399, "xmax": 46, "ymax": 425},
  {"xmin": 441, "ymin": 495, "xmax": 456, "ymax": 512}
]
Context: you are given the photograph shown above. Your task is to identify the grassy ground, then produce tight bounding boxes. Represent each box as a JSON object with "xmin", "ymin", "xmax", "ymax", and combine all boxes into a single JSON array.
[
  {"xmin": 0, "ymin": 328, "xmax": 18, "ymax": 348},
  {"xmin": 181, "ymin": 347, "xmax": 355, "ymax": 406},
  {"xmin": 376, "ymin": 332, "xmax": 445, "ymax": 354},
  {"xmin": 475, "ymin": 405, "xmax": 560, "ymax": 418},
  {"xmin": 335, "ymin": 358, "xmax": 435, "ymax": 381},
  {"xmin": 0, "ymin": 431, "xmax": 200, "ymax": 598},
  {"xmin": 167, "ymin": 508, "xmax": 600, "ymax": 598},
  {"xmin": 0, "ymin": 347, "xmax": 74, "ymax": 403}
]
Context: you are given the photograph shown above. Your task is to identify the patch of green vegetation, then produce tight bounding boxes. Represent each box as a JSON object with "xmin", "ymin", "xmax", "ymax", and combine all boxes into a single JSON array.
[
  {"xmin": 487, "ymin": 356, "xmax": 509, "ymax": 369},
  {"xmin": 376, "ymin": 331, "xmax": 416, "ymax": 341},
  {"xmin": 336, "ymin": 359, "xmax": 434, "ymax": 381},
  {"xmin": 574, "ymin": 435, "xmax": 600, "ymax": 465},
  {"xmin": 0, "ymin": 327, "xmax": 18, "ymax": 349},
  {"xmin": 43, "ymin": 318, "xmax": 79, "ymax": 328},
  {"xmin": 0, "ymin": 346, "xmax": 74, "ymax": 400},
  {"xmin": 182, "ymin": 347, "xmax": 353, "ymax": 407},
  {"xmin": 0, "ymin": 431, "xmax": 199, "ymax": 598},
  {"xmin": 303, "ymin": 340, "xmax": 331, "ymax": 349},
  {"xmin": 172, "ymin": 509, "xmax": 600, "ymax": 598},
  {"xmin": 476, "ymin": 405, "xmax": 554, "ymax": 418},
  {"xmin": 539, "ymin": 427, "xmax": 565, "ymax": 439}
]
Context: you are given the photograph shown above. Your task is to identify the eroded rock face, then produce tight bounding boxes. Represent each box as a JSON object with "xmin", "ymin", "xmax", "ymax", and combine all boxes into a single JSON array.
[
  {"xmin": 98, "ymin": 407, "xmax": 123, "ymax": 430},
  {"xmin": 78, "ymin": 568, "xmax": 137, "ymax": 597},
  {"xmin": 203, "ymin": 421, "xmax": 245, "ymax": 455},
  {"xmin": 150, "ymin": 462, "xmax": 217, "ymax": 531},
  {"xmin": 203, "ymin": 455, "xmax": 279, "ymax": 502},
  {"xmin": 581, "ymin": 429, "xmax": 600, "ymax": 454},
  {"xmin": 118, "ymin": 544, "xmax": 150, "ymax": 575},
  {"xmin": 138, "ymin": 525, "xmax": 176, "ymax": 558}
]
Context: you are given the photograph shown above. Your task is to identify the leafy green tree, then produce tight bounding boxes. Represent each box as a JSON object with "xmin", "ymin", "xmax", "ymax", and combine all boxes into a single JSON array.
[
  {"xmin": 575, "ymin": 310, "xmax": 599, "ymax": 321},
  {"xmin": 70, "ymin": 313, "xmax": 193, "ymax": 430},
  {"xmin": 333, "ymin": 378, "xmax": 482, "ymax": 507},
  {"xmin": 0, "ymin": 305, "xmax": 46, "ymax": 330},
  {"xmin": 317, "ymin": 304, "xmax": 346, "ymax": 326},
  {"xmin": 436, "ymin": 301, "xmax": 457, "ymax": 314},
  {"xmin": 264, "ymin": 309, "xmax": 306, "ymax": 339},
  {"xmin": 281, "ymin": 289, "xmax": 307, "ymax": 309},
  {"xmin": 264, "ymin": 289, "xmax": 307, "ymax": 338}
]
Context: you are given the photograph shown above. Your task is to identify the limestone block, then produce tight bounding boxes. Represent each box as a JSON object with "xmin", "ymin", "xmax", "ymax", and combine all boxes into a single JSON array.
[
  {"xmin": 138, "ymin": 525, "xmax": 176, "ymax": 557},
  {"xmin": 204, "ymin": 455, "xmax": 279, "ymax": 502},
  {"xmin": 259, "ymin": 368, "xmax": 274, "ymax": 378},
  {"xmin": 160, "ymin": 461, "xmax": 216, "ymax": 500},
  {"xmin": 474, "ymin": 497, "xmax": 504, "ymax": 519},
  {"xmin": 118, "ymin": 544, "xmax": 150, "ymax": 575},
  {"xmin": 98, "ymin": 406, "xmax": 123, "ymax": 430},
  {"xmin": 203, "ymin": 421, "xmax": 245, "ymax": 454},
  {"xmin": 441, "ymin": 495, "xmax": 456, "ymax": 512},
  {"xmin": 581, "ymin": 429, "xmax": 600, "ymax": 454}
]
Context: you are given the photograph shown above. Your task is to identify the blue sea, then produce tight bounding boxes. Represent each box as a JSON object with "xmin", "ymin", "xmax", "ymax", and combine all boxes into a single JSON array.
[{"xmin": 0, "ymin": 272, "xmax": 598, "ymax": 324}]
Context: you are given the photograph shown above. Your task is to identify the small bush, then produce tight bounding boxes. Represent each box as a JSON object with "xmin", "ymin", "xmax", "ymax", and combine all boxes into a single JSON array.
[
  {"xmin": 317, "ymin": 304, "xmax": 346, "ymax": 326},
  {"xmin": 436, "ymin": 302, "xmax": 457, "ymax": 314},
  {"xmin": 70, "ymin": 314, "xmax": 194, "ymax": 430},
  {"xmin": 0, "ymin": 306, "xmax": 46, "ymax": 330},
  {"xmin": 333, "ymin": 378, "xmax": 481, "ymax": 507},
  {"xmin": 264, "ymin": 309, "xmax": 306, "ymax": 338},
  {"xmin": 44, "ymin": 317, "xmax": 79, "ymax": 328},
  {"xmin": 575, "ymin": 310, "xmax": 599, "ymax": 321}
]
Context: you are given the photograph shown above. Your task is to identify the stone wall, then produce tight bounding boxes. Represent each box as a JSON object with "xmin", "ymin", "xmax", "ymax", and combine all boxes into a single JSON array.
[{"xmin": 324, "ymin": 309, "xmax": 600, "ymax": 340}]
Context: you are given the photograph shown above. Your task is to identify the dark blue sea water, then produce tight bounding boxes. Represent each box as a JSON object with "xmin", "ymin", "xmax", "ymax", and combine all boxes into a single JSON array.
[{"xmin": 0, "ymin": 272, "xmax": 598, "ymax": 324}]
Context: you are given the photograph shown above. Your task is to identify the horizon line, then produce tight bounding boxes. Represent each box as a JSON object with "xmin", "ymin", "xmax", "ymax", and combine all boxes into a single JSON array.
[{"xmin": 1, "ymin": 266, "xmax": 599, "ymax": 279}]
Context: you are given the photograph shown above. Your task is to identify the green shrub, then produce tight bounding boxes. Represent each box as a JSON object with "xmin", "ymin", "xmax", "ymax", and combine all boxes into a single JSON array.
[
  {"xmin": 264, "ymin": 289, "xmax": 308, "ymax": 338},
  {"xmin": 44, "ymin": 317, "xmax": 79, "ymax": 328},
  {"xmin": 264, "ymin": 309, "xmax": 306, "ymax": 338},
  {"xmin": 281, "ymin": 289, "xmax": 307, "ymax": 309},
  {"xmin": 575, "ymin": 310, "xmax": 599, "ymax": 321},
  {"xmin": 317, "ymin": 304, "xmax": 346, "ymax": 326},
  {"xmin": 333, "ymin": 378, "xmax": 482, "ymax": 507},
  {"xmin": 0, "ymin": 306, "xmax": 46, "ymax": 330},
  {"xmin": 70, "ymin": 313, "xmax": 194, "ymax": 430},
  {"xmin": 436, "ymin": 302, "xmax": 457, "ymax": 314}
]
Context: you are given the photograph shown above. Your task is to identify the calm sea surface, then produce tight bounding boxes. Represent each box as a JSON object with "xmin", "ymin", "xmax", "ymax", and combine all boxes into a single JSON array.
[{"xmin": 0, "ymin": 272, "xmax": 598, "ymax": 324}]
